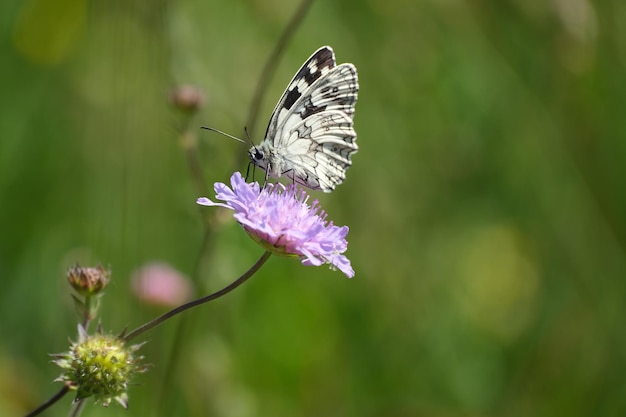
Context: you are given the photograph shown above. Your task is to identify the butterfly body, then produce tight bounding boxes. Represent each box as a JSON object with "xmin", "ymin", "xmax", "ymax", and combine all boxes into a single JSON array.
[{"xmin": 249, "ymin": 46, "xmax": 358, "ymax": 192}]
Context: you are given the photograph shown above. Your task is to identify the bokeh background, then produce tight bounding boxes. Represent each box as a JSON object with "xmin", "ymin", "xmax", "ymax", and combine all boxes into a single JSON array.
[{"xmin": 2, "ymin": 0, "xmax": 626, "ymax": 416}]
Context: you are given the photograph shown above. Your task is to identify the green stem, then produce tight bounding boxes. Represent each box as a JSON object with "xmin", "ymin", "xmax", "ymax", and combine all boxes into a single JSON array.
[
  {"xmin": 239, "ymin": 0, "xmax": 315, "ymax": 166},
  {"xmin": 82, "ymin": 295, "xmax": 92, "ymax": 330},
  {"xmin": 123, "ymin": 251, "xmax": 272, "ymax": 343},
  {"xmin": 24, "ymin": 384, "xmax": 71, "ymax": 417}
]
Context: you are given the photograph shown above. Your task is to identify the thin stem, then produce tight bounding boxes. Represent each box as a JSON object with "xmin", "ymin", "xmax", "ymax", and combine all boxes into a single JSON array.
[
  {"xmin": 81, "ymin": 295, "xmax": 92, "ymax": 331},
  {"xmin": 181, "ymin": 129, "xmax": 211, "ymax": 199},
  {"xmin": 153, "ymin": 226, "xmax": 212, "ymax": 416},
  {"xmin": 24, "ymin": 384, "xmax": 71, "ymax": 417},
  {"xmin": 123, "ymin": 251, "xmax": 272, "ymax": 343},
  {"xmin": 240, "ymin": 0, "xmax": 315, "ymax": 162}
]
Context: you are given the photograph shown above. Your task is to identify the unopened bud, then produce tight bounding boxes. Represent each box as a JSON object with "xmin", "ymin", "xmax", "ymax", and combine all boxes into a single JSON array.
[
  {"xmin": 52, "ymin": 326, "xmax": 148, "ymax": 408},
  {"xmin": 67, "ymin": 264, "xmax": 110, "ymax": 296},
  {"xmin": 169, "ymin": 85, "xmax": 206, "ymax": 113}
]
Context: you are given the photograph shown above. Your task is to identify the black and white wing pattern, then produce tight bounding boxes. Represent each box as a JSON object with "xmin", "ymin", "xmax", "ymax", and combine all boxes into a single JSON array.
[{"xmin": 248, "ymin": 46, "xmax": 358, "ymax": 192}]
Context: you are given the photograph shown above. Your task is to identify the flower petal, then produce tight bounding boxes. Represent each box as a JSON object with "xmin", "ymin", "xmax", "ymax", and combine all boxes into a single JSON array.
[
  {"xmin": 196, "ymin": 197, "xmax": 232, "ymax": 210},
  {"xmin": 197, "ymin": 172, "xmax": 354, "ymax": 277}
]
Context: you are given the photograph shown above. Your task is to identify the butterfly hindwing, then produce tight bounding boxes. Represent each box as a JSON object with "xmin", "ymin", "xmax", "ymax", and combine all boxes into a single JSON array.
[{"xmin": 283, "ymin": 110, "xmax": 357, "ymax": 190}]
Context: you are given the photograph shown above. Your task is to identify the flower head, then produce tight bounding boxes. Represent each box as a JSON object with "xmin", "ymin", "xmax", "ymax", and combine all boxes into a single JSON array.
[
  {"xmin": 52, "ymin": 325, "xmax": 148, "ymax": 408},
  {"xmin": 197, "ymin": 172, "xmax": 354, "ymax": 278},
  {"xmin": 169, "ymin": 84, "xmax": 206, "ymax": 113},
  {"xmin": 67, "ymin": 264, "xmax": 110, "ymax": 296},
  {"xmin": 131, "ymin": 262, "xmax": 193, "ymax": 307}
]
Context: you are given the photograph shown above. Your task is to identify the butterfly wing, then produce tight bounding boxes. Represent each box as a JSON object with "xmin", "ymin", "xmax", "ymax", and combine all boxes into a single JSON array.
[
  {"xmin": 263, "ymin": 46, "xmax": 359, "ymax": 192},
  {"xmin": 281, "ymin": 109, "xmax": 357, "ymax": 191},
  {"xmin": 264, "ymin": 46, "xmax": 338, "ymax": 144}
]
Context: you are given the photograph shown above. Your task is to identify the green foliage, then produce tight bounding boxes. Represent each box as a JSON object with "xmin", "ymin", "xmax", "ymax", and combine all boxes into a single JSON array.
[{"xmin": 2, "ymin": 0, "xmax": 626, "ymax": 416}]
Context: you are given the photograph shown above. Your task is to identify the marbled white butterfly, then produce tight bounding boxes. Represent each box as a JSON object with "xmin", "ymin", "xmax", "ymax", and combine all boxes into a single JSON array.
[{"xmin": 248, "ymin": 46, "xmax": 359, "ymax": 192}]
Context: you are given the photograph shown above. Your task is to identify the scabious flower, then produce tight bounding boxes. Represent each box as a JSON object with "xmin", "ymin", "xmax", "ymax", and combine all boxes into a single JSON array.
[
  {"xmin": 67, "ymin": 264, "xmax": 110, "ymax": 323},
  {"xmin": 197, "ymin": 172, "xmax": 354, "ymax": 278},
  {"xmin": 131, "ymin": 262, "xmax": 193, "ymax": 307},
  {"xmin": 67, "ymin": 264, "xmax": 110, "ymax": 296},
  {"xmin": 169, "ymin": 84, "xmax": 206, "ymax": 113},
  {"xmin": 52, "ymin": 325, "xmax": 148, "ymax": 408}
]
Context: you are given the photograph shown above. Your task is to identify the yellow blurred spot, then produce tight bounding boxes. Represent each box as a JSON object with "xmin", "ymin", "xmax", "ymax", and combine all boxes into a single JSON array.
[
  {"xmin": 12, "ymin": 0, "xmax": 87, "ymax": 66},
  {"xmin": 454, "ymin": 224, "xmax": 541, "ymax": 342},
  {"xmin": 552, "ymin": 0, "xmax": 597, "ymax": 43}
]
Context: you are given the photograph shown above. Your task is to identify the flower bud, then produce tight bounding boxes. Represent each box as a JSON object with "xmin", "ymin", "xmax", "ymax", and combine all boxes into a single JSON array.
[
  {"xmin": 67, "ymin": 264, "xmax": 110, "ymax": 296},
  {"xmin": 169, "ymin": 85, "xmax": 206, "ymax": 113},
  {"xmin": 52, "ymin": 326, "xmax": 147, "ymax": 407}
]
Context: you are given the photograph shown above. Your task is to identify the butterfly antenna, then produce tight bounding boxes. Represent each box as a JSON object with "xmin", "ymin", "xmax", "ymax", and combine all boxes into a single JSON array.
[
  {"xmin": 200, "ymin": 126, "xmax": 247, "ymax": 144},
  {"xmin": 243, "ymin": 126, "xmax": 255, "ymax": 146}
]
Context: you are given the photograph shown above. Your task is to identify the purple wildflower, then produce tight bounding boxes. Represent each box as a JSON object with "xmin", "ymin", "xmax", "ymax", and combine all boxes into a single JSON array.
[{"xmin": 197, "ymin": 172, "xmax": 354, "ymax": 278}]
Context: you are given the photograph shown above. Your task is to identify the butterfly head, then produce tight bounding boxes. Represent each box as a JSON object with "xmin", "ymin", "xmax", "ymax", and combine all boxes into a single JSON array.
[{"xmin": 248, "ymin": 145, "xmax": 269, "ymax": 170}]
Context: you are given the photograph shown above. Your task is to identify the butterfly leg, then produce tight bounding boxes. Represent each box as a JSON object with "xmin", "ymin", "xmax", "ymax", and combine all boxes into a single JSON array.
[
  {"xmin": 245, "ymin": 161, "xmax": 254, "ymax": 182},
  {"xmin": 263, "ymin": 168, "xmax": 270, "ymax": 189}
]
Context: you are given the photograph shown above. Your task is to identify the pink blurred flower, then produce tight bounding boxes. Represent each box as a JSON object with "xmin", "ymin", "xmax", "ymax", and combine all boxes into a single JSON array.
[{"xmin": 131, "ymin": 262, "xmax": 193, "ymax": 307}]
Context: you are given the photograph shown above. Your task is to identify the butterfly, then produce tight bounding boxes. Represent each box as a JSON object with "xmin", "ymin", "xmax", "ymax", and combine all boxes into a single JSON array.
[{"xmin": 248, "ymin": 46, "xmax": 359, "ymax": 192}]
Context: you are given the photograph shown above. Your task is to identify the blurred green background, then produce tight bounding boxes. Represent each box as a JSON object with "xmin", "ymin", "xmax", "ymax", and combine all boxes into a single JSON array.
[{"xmin": 2, "ymin": 0, "xmax": 626, "ymax": 416}]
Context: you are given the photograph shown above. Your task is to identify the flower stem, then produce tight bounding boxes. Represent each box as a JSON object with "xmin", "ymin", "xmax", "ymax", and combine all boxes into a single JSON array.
[
  {"xmin": 240, "ymin": 0, "xmax": 315, "ymax": 165},
  {"xmin": 123, "ymin": 251, "xmax": 272, "ymax": 343},
  {"xmin": 24, "ymin": 383, "xmax": 71, "ymax": 417},
  {"xmin": 82, "ymin": 295, "xmax": 92, "ymax": 330}
]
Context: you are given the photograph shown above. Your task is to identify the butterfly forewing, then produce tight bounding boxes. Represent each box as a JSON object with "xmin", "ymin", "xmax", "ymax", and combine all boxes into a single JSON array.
[
  {"xmin": 252, "ymin": 46, "xmax": 359, "ymax": 192},
  {"xmin": 265, "ymin": 47, "xmax": 337, "ymax": 141}
]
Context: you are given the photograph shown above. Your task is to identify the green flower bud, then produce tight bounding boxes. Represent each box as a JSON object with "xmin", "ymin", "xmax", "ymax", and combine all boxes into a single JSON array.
[{"xmin": 52, "ymin": 326, "xmax": 147, "ymax": 407}]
